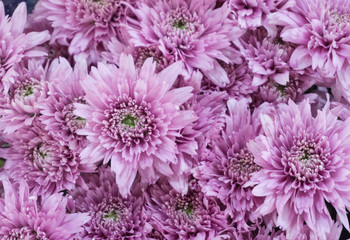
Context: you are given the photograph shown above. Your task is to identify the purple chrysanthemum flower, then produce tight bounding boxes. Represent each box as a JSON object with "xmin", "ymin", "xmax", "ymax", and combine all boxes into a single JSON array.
[
  {"xmin": 70, "ymin": 167, "xmax": 149, "ymax": 239},
  {"xmin": 127, "ymin": 0, "xmax": 242, "ymax": 78},
  {"xmin": 102, "ymin": 37, "xmax": 176, "ymax": 73},
  {"xmin": 75, "ymin": 54, "xmax": 197, "ymax": 196},
  {"xmin": 247, "ymin": 99, "xmax": 350, "ymax": 239},
  {"xmin": 0, "ymin": 60, "xmax": 47, "ymax": 134},
  {"xmin": 0, "ymin": 2, "xmax": 49, "ymax": 93},
  {"xmin": 201, "ymin": 58, "xmax": 256, "ymax": 101},
  {"xmin": 239, "ymin": 27, "xmax": 294, "ymax": 86},
  {"xmin": 250, "ymin": 72, "xmax": 318, "ymax": 108},
  {"xmin": 0, "ymin": 179, "xmax": 90, "ymax": 239},
  {"xmin": 228, "ymin": 0, "xmax": 292, "ymax": 29},
  {"xmin": 3, "ymin": 124, "xmax": 95, "ymax": 195},
  {"xmin": 32, "ymin": 0, "xmax": 135, "ymax": 62},
  {"xmin": 270, "ymin": 0, "xmax": 350, "ymax": 77},
  {"xmin": 39, "ymin": 57, "xmax": 88, "ymax": 151},
  {"xmin": 146, "ymin": 179, "xmax": 228, "ymax": 239},
  {"xmin": 193, "ymin": 99, "xmax": 262, "ymax": 231}
]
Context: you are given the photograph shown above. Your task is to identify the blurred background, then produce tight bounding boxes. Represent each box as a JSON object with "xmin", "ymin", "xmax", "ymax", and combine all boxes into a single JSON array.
[{"xmin": 3, "ymin": 0, "xmax": 38, "ymax": 15}]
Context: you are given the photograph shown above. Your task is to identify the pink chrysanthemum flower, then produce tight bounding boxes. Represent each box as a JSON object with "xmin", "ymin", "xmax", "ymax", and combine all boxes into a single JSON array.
[
  {"xmin": 0, "ymin": 2, "xmax": 49, "ymax": 92},
  {"xmin": 229, "ymin": 0, "xmax": 292, "ymax": 29},
  {"xmin": 201, "ymin": 58, "xmax": 256, "ymax": 101},
  {"xmin": 102, "ymin": 37, "xmax": 175, "ymax": 73},
  {"xmin": 39, "ymin": 57, "xmax": 88, "ymax": 151},
  {"xmin": 75, "ymin": 54, "xmax": 197, "ymax": 196},
  {"xmin": 146, "ymin": 179, "xmax": 228, "ymax": 239},
  {"xmin": 193, "ymin": 99, "xmax": 262, "ymax": 231},
  {"xmin": 70, "ymin": 167, "xmax": 149, "ymax": 239},
  {"xmin": 4, "ymin": 124, "xmax": 95, "ymax": 195},
  {"xmin": 127, "ymin": 0, "xmax": 242, "ymax": 77},
  {"xmin": 250, "ymin": 72, "xmax": 318, "ymax": 108},
  {"xmin": 270, "ymin": 0, "xmax": 350, "ymax": 77},
  {"xmin": 0, "ymin": 179, "xmax": 90, "ymax": 239},
  {"xmin": 0, "ymin": 60, "xmax": 47, "ymax": 134},
  {"xmin": 247, "ymin": 99, "xmax": 350, "ymax": 239},
  {"xmin": 239, "ymin": 28, "xmax": 294, "ymax": 86},
  {"xmin": 32, "ymin": 0, "xmax": 135, "ymax": 62}
]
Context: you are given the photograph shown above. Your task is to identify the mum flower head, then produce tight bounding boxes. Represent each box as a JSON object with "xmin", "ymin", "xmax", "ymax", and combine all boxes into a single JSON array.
[
  {"xmin": 39, "ymin": 57, "xmax": 88, "ymax": 151},
  {"xmin": 70, "ymin": 167, "xmax": 149, "ymax": 239},
  {"xmin": 3, "ymin": 123, "xmax": 95, "ymax": 196},
  {"xmin": 193, "ymin": 98, "xmax": 262, "ymax": 231},
  {"xmin": 0, "ymin": 60, "xmax": 48, "ymax": 134},
  {"xmin": 247, "ymin": 99, "xmax": 350, "ymax": 239},
  {"xmin": 0, "ymin": 179, "xmax": 90, "ymax": 239},
  {"xmin": 32, "ymin": 0, "xmax": 135, "ymax": 63},
  {"xmin": 75, "ymin": 54, "xmax": 197, "ymax": 197},
  {"xmin": 126, "ymin": 0, "xmax": 243, "ymax": 79},
  {"xmin": 145, "ymin": 178, "xmax": 228, "ymax": 239},
  {"xmin": 0, "ymin": 1, "xmax": 49, "ymax": 93},
  {"xmin": 270, "ymin": 0, "xmax": 350, "ymax": 78}
]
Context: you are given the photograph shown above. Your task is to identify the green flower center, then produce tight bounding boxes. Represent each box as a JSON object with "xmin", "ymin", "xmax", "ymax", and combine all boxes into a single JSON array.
[
  {"xmin": 24, "ymin": 86, "xmax": 34, "ymax": 97},
  {"xmin": 173, "ymin": 20, "xmax": 187, "ymax": 29},
  {"xmin": 104, "ymin": 211, "xmax": 118, "ymax": 221},
  {"xmin": 121, "ymin": 114, "xmax": 137, "ymax": 128}
]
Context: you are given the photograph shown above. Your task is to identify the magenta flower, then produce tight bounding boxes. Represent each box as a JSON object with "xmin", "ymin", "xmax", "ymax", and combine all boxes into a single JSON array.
[
  {"xmin": 0, "ymin": 179, "xmax": 90, "ymax": 239},
  {"xmin": 127, "ymin": 0, "xmax": 242, "ymax": 78},
  {"xmin": 4, "ymin": 124, "xmax": 95, "ymax": 195},
  {"xmin": 32, "ymin": 0, "xmax": 134, "ymax": 62},
  {"xmin": 0, "ymin": 2, "xmax": 49, "ymax": 93},
  {"xmin": 239, "ymin": 28, "xmax": 293, "ymax": 86},
  {"xmin": 146, "ymin": 179, "xmax": 228, "ymax": 239},
  {"xmin": 193, "ymin": 99, "xmax": 262, "ymax": 230},
  {"xmin": 70, "ymin": 167, "xmax": 149, "ymax": 239},
  {"xmin": 0, "ymin": 60, "xmax": 47, "ymax": 134},
  {"xmin": 270, "ymin": 0, "xmax": 350, "ymax": 77},
  {"xmin": 247, "ymin": 99, "xmax": 350, "ymax": 239},
  {"xmin": 39, "ymin": 57, "xmax": 88, "ymax": 151},
  {"xmin": 75, "ymin": 54, "xmax": 197, "ymax": 196}
]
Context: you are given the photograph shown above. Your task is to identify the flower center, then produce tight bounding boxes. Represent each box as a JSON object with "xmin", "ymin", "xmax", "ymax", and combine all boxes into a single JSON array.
[
  {"xmin": 103, "ymin": 96, "xmax": 157, "ymax": 145},
  {"xmin": 121, "ymin": 114, "xmax": 137, "ymax": 128},
  {"xmin": 14, "ymin": 80, "xmax": 41, "ymax": 99},
  {"xmin": 227, "ymin": 147, "xmax": 261, "ymax": 184},
  {"xmin": 104, "ymin": 210, "xmax": 119, "ymax": 221},
  {"xmin": 174, "ymin": 195, "xmax": 198, "ymax": 219},
  {"xmin": 283, "ymin": 133, "xmax": 331, "ymax": 183},
  {"xmin": 173, "ymin": 19, "xmax": 187, "ymax": 29}
]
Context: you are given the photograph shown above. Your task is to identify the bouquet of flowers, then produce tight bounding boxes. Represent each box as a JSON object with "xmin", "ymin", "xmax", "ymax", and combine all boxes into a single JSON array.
[{"xmin": 0, "ymin": 0, "xmax": 350, "ymax": 239}]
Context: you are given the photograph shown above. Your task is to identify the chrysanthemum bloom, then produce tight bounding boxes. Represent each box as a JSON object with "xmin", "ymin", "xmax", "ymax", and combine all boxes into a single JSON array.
[
  {"xmin": 3, "ymin": 124, "xmax": 95, "ymax": 195},
  {"xmin": 70, "ymin": 167, "xmax": 149, "ymax": 239},
  {"xmin": 75, "ymin": 54, "xmax": 197, "ymax": 196},
  {"xmin": 102, "ymin": 37, "xmax": 175, "ymax": 73},
  {"xmin": 239, "ymin": 27, "xmax": 294, "ymax": 86},
  {"xmin": 127, "ymin": 0, "xmax": 243, "ymax": 79},
  {"xmin": 269, "ymin": 0, "xmax": 350, "ymax": 78},
  {"xmin": 0, "ymin": 60, "xmax": 47, "ymax": 134},
  {"xmin": 247, "ymin": 99, "xmax": 350, "ymax": 239},
  {"xmin": 170, "ymin": 91, "xmax": 227, "ymax": 193},
  {"xmin": 228, "ymin": 0, "xmax": 292, "ymax": 29},
  {"xmin": 250, "ymin": 72, "xmax": 318, "ymax": 108},
  {"xmin": 201, "ymin": 58, "xmax": 256, "ymax": 101},
  {"xmin": 193, "ymin": 99, "xmax": 262, "ymax": 231},
  {"xmin": 32, "ymin": 0, "xmax": 135, "ymax": 63},
  {"xmin": 39, "ymin": 57, "xmax": 88, "ymax": 151},
  {"xmin": 0, "ymin": 2, "xmax": 49, "ymax": 92},
  {"xmin": 146, "ymin": 179, "xmax": 228, "ymax": 239},
  {"xmin": 0, "ymin": 179, "xmax": 90, "ymax": 239}
]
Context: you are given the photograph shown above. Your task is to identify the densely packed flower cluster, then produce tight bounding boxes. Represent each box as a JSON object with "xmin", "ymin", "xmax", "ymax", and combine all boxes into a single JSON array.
[{"xmin": 2, "ymin": 0, "xmax": 350, "ymax": 239}]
